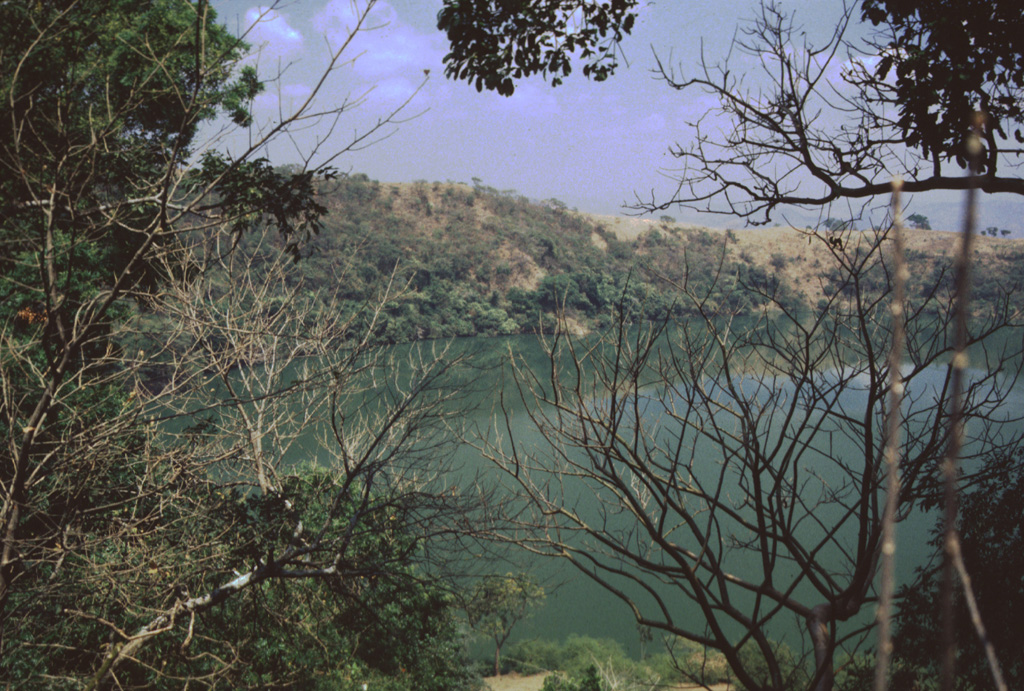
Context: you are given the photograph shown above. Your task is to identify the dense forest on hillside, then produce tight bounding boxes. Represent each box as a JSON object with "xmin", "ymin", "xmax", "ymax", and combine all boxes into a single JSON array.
[{"xmin": 243, "ymin": 172, "xmax": 1024, "ymax": 344}]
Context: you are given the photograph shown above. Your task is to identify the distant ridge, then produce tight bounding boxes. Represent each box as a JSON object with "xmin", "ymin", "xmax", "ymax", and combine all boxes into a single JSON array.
[{"xmin": 273, "ymin": 174, "xmax": 1024, "ymax": 342}]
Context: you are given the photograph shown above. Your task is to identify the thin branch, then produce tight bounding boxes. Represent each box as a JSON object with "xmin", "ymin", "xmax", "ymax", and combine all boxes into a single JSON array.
[{"xmin": 873, "ymin": 178, "xmax": 906, "ymax": 691}]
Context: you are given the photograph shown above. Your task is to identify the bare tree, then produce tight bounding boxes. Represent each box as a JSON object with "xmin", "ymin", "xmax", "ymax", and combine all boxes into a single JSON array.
[
  {"xmin": 437, "ymin": 2, "xmax": 1024, "ymax": 688},
  {"xmin": 97, "ymin": 229, "xmax": 483, "ymax": 686},
  {"xmin": 638, "ymin": 2, "xmax": 1024, "ymax": 224},
  {"xmin": 0, "ymin": 1, "xmax": 489, "ymax": 686},
  {"xmin": 474, "ymin": 228, "xmax": 1024, "ymax": 691},
  {"xmin": 440, "ymin": 0, "xmax": 1024, "ymax": 225},
  {"xmin": 4, "ymin": 210, "xmax": 487, "ymax": 686}
]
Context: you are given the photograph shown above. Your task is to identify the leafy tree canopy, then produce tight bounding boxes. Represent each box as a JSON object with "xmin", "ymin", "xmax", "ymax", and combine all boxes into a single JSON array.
[
  {"xmin": 906, "ymin": 213, "xmax": 932, "ymax": 230},
  {"xmin": 894, "ymin": 455, "xmax": 1024, "ymax": 689},
  {"xmin": 0, "ymin": 2, "xmax": 457, "ymax": 687},
  {"xmin": 465, "ymin": 572, "xmax": 545, "ymax": 675},
  {"xmin": 861, "ymin": 0, "xmax": 1024, "ymax": 173},
  {"xmin": 438, "ymin": 0, "xmax": 637, "ymax": 95}
]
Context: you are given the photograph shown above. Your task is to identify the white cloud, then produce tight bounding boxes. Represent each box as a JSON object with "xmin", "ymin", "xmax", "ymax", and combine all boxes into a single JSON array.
[
  {"xmin": 236, "ymin": 7, "xmax": 311, "ymax": 125},
  {"xmin": 244, "ymin": 6, "xmax": 304, "ymax": 62},
  {"xmin": 282, "ymin": 82, "xmax": 314, "ymax": 101},
  {"xmin": 252, "ymin": 82, "xmax": 316, "ymax": 115},
  {"xmin": 637, "ymin": 112, "xmax": 667, "ymax": 134},
  {"xmin": 313, "ymin": 0, "xmax": 396, "ymax": 38},
  {"xmin": 312, "ymin": 0, "xmax": 445, "ymax": 82}
]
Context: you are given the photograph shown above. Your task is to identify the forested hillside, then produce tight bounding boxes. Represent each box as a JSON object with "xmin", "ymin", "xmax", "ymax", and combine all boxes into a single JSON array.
[{"xmin": 272, "ymin": 173, "xmax": 1024, "ymax": 342}]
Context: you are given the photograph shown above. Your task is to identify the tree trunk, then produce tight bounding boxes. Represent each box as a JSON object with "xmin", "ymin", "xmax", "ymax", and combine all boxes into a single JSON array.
[{"xmin": 807, "ymin": 604, "xmax": 834, "ymax": 691}]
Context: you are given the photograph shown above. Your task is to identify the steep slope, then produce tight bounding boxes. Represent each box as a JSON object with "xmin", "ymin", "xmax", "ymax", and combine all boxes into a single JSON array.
[{"xmin": 285, "ymin": 174, "xmax": 1024, "ymax": 342}]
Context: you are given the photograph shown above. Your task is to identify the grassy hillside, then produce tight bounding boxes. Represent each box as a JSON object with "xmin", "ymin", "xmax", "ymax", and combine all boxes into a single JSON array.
[{"xmin": 279, "ymin": 173, "xmax": 1024, "ymax": 342}]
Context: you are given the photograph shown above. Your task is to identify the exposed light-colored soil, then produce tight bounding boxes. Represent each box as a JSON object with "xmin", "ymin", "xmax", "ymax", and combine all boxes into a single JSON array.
[
  {"xmin": 378, "ymin": 181, "xmax": 1024, "ymax": 314},
  {"xmin": 592, "ymin": 215, "xmax": 706, "ymax": 241},
  {"xmin": 724, "ymin": 225, "xmax": 970, "ymax": 305},
  {"xmin": 593, "ymin": 217, "xmax": 1022, "ymax": 307},
  {"xmin": 483, "ymin": 672, "xmax": 548, "ymax": 691},
  {"xmin": 483, "ymin": 674, "xmax": 734, "ymax": 691}
]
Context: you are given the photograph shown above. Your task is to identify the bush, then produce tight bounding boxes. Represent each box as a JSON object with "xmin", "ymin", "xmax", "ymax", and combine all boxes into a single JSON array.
[
  {"xmin": 505, "ymin": 636, "xmax": 657, "ymax": 689},
  {"xmin": 833, "ymin": 653, "xmax": 876, "ymax": 691},
  {"xmin": 733, "ymin": 640, "xmax": 808, "ymax": 691},
  {"xmin": 540, "ymin": 665, "xmax": 602, "ymax": 691},
  {"xmin": 646, "ymin": 639, "xmax": 731, "ymax": 686}
]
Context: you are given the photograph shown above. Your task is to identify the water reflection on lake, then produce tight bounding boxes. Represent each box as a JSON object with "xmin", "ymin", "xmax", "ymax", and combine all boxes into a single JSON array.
[
  {"xmin": 250, "ymin": 324, "xmax": 1020, "ymax": 660},
  {"xmin": 439, "ymin": 329, "xmax": 1024, "ymax": 658}
]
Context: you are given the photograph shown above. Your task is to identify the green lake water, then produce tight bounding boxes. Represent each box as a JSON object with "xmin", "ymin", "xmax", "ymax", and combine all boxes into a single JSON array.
[
  {"xmin": 215, "ymin": 323, "xmax": 1023, "ymax": 661},
  {"xmin": 437, "ymin": 329, "xmax": 1024, "ymax": 659}
]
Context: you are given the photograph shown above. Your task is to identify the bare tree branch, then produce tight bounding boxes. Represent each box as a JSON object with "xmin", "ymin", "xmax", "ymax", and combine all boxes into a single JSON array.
[
  {"xmin": 636, "ymin": 2, "xmax": 1024, "ymax": 224},
  {"xmin": 476, "ymin": 229, "xmax": 1024, "ymax": 690}
]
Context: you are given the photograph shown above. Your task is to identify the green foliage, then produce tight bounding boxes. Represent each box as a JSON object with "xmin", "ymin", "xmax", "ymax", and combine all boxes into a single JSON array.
[
  {"xmin": 310, "ymin": 177, "xmax": 655, "ymax": 340},
  {"xmin": 538, "ymin": 274, "xmax": 593, "ymax": 314},
  {"xmin": 894, "ymin": 454, "xmax": 1024, "ymax": 690},
  {"xmin": 286, "ymin": 178, "xmax": 1023, "ymax": 342},
  {"xmin": 466, "ymin": 573, "xmax": 545, "ymax": 675},
  {"xmin": 643, "ymin": 639, "xmax": 732, "ymax": 687},
  {"xmin": 0, "ymin": 5, "xmax": 470, "ymax": 687},
  {"xmin": 0, "ymin": 0, "xmax": 247, "ymax": 161},
  {"xmin": 5, "ymin": 466, "xmax": 476, "ymax": 690},
  {"xmin": 732, "ymin": 640, "xmax": 808, "ymax": 691},
  {"xmin": 466, "ymin": 573, "xmax": 545, "ymax": 637},
  {"xmin": 984, "ymin": 226, "xmax": 1011, "ymax": 238},
  {"xmin": 861, "ymin": 0, "xmax": 1024, "ymax": 170},
  {"xmin": 505, "ymin": 636, "xmax": 624, "ymax": 677},
  {"xmin": 0, "ymin": 0, "xmax": 269, "ymax": 291},
  {"xmin": 907, "ymin": 213, "xmax": 932, "ymax": 230},
  {"xmin": 438, "ymin": 0, "xmax": 638, "ymax": 95},
  {"xmin": 0, "ymin": 0, "xmax": 286, "ymax": 470},
  {"xmin": 502, "ymin": 637, "xmax": 565, "ymax": 675},
  {"xmin": 506, "ymin": 635, "xmax": 649, "ymax": 683},
  {"xmin": 541, "ymin": 665, "xmax": 603, "ymax": 691},
  {"xmin": 556, "ymin": 636, "xmax": 633, "ymax": 679},
  {"xmin": 196, "ymin": 153, "xmax": 336, "ymax": 261},
  {"xmin": 833, "ymin": 653, "xmax": 878, "ymax": 691},
  {"xmin": 306, "ymin": 177, "xmax": 1024, "ymax": 343},
  {"xmin": 507, "ymin": 635, "xmax": 714, "ymax": 690}
]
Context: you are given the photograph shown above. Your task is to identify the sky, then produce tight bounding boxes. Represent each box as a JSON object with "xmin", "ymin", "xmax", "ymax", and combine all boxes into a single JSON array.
[{"xmin": 208, "ymin": 0, "xmax": 1024, "ymax": 233}]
